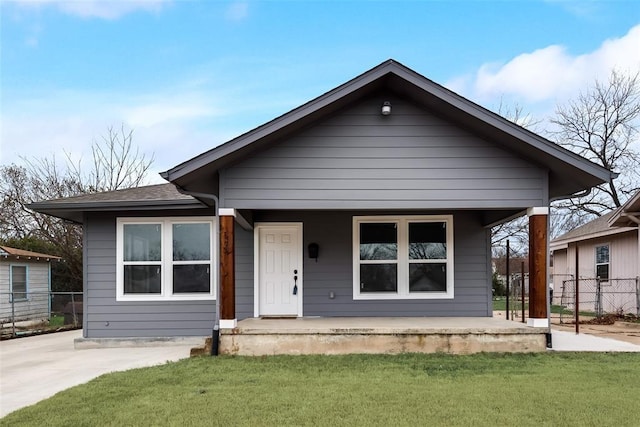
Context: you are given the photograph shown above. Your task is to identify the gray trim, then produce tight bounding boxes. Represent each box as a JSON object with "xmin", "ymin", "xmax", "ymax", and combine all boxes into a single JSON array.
[{"xmin": 82, "ymin": 212, "xmax": 88, "ymax": 337}]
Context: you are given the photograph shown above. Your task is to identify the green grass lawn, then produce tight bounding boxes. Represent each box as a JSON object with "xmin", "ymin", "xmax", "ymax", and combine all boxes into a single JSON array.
[
  {"xmin": 48, "ymin": 314, "xmax": 65, "ymax": 327},
  {"xmin": 2, "ymin": 353, "xmax": 639, "ymax": 426}
]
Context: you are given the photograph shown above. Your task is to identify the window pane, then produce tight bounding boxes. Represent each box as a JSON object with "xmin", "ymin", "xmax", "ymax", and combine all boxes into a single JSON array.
[
  {"xmin": 360, "ymin": 223, "xmax": 397, "ymax": 260},
  {"xmin": 409, "ymin": 222, "xmax": 446, "ymax": 260},
  {"xmin": 124, "ymin": 265, "xmax": 162, "ymax": 294},
  {"xmin": 173, "ymin": 265, "xmax": 210, "ymax": 293},
  {"xmin": 596, "ymin": 246, "xmax": 609, "ymax": 264},
  {"xmin": 360, "ymin": 264, "xmax": 397, "ymax": 292},
  {"xmin": 596, "ymin": 264, "xmax": 609, "ymax": 281},
  {"xmin": 124, "ymin": 224, "xmax": 161, "ymax": 261},
  {"xmin": 409, "ymin": 263, "xmax": 447, "ymax": 292},
  {"xmin": 11, "ymin": 266, "xmax": 27, "ymax": 299},
  {"xmin": 173, "ymin": 223, "xmax": 211, "ymax": 261}
]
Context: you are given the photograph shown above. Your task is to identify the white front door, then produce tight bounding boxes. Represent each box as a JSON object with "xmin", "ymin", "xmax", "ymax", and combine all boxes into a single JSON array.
[{"xmin": 256, "ymin": 223, "xmax": 302, "ymax": 317}]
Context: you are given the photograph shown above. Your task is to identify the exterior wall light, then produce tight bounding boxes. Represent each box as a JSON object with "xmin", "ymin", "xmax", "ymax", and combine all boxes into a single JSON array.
[{"xmin": 381, "ymin": 101, "xmax": 392, "ymax": 116}]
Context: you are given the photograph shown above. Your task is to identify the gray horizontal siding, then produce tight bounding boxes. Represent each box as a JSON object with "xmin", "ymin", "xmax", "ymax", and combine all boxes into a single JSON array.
[
  {"xmin": 84, "ymin": 212, "xmax": 216, "ymax": 338},
  {"xmin": 0, "ymin": 261, "xmax": 51, "ymax": 322},
  {"xmin": 246, "ymin": 210, "xmax": 491, "ymax": 317},
  {"xmin": 235, "ymin": 226, "xmax": 254, "ymax": 320},
  {"xmin": 221, "ymin": 95, "xmax": 547, "ymax": 210}
]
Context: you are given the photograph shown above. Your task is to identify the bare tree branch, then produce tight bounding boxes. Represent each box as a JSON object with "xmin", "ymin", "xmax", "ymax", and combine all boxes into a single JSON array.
[
  {"xmin": 549, "ymin": 69, "xmax": 640, "ymax": 233},
  {"xmin": 0, "ymin": 124, "xmax": 154, "ymax": 291}
]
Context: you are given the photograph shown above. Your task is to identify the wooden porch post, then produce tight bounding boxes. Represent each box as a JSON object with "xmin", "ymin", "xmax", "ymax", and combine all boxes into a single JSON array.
[
  {"xmin": 528, "ymin": 207, "xmax": 549, "ymax": 327},
  {"xmin": 219, "ymin": 210, "xmax": 236, "ymax": 329}
]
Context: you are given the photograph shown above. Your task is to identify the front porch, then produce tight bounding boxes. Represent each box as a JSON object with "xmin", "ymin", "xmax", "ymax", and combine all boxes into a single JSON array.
[{"xmin": 205, "ymin": 317, "xmax": 547, "ymax": 356}]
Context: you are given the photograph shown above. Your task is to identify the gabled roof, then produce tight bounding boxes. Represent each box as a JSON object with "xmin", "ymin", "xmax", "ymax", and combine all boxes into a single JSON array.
[
  {"xmin": 550, "ymin": 211, "xmax": 637, "ymax": 250},
  {"xmin": 0, "ymin": 246, "xmax": 61, "ymax": 261},
  {"xmin": 608, "ymin": 190, "xmax": 640, "ymax": 228},
  {"xmin": 27, "ymin": 183, "xmax": 206, "ymax": 223},
  {"xmin": 161, "ymin": 59, "xmax": 614, "ymax": 199}
]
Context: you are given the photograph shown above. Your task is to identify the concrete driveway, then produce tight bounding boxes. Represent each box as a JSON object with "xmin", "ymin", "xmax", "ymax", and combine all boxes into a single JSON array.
[{"xmin": 0, "ymin": 330, "xmax": 195, "ymax": 418}]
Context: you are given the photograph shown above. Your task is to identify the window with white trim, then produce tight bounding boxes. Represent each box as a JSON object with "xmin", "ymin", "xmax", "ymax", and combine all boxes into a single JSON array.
[
  {"xmin": 595, "ymin": 245, "xmax": 609, "ymax": 281},
  {"xmin": 10, "ymin": 265, "xmax": 28, "ymax": 301},
  {"xmin": 116, "ymin": 217, "xmax": 216, "ymax": 301},
  {"xmin": 353, "ymin": 215, "xmax": 454, "ymax": 299}
]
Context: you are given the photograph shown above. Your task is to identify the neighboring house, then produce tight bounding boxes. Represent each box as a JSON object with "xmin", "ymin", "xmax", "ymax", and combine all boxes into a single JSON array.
[
  {"xmin": 550, "ymin": 192, "xmax": 640, "ymax": 314},
  {"xmin": 492, "ymin": 256, "xmax": 529, "ymax": 296},
  {"xmin": 29, "ymin": 60, "xmax": 613, "ymax": 340},
  {"xmin": 0, "ymin": 246, "xmax": 61, "ymax": 323}
]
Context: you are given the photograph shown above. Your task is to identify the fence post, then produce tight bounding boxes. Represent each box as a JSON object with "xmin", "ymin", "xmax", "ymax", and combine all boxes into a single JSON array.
[
  {"xmin": 10, "ymin": 292, "xmax": 16, "ymax": 338},
  {"xmin": 636, "ymin": 276, "xmax": 639, "ymax": 317},
  {"xmin": 595, "ymin": 277, "xmax": 602, "ymax": 317},
  {"xmin": 71, "ymin": 292, "xmax": 77, "ymax": 327},
  {"xmin": 506, "ymin": 240, "xmax": 510, "ymax": 320},
  {"xmin": 575, "ymin": 246, "xmax": 579, "ymax": 335},
  {"xmin": 521, "ymin": 262, "xmax": 526, "ymax": 323}
]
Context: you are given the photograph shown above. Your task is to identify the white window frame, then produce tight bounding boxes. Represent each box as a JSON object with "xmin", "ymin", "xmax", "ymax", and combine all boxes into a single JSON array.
[
  {"xmin": 10, "ymin": 264, "xmax": 28, "ymax": 302},
  {"xmin": 595, "ymin": 244, "xmax": 610, "ymax": 282},
  {"xmin": 353, "ymin": 215, "xmax": 454, "ymax": 300},
  {"xmin": 116, "ymin": 217, "xmax": 216, "ymax": 301}
]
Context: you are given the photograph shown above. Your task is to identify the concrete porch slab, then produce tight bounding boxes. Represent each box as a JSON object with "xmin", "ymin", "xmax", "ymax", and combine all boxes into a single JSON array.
[{"xmin": 218, "ymin": 317, "xmax": 547, "ymax": 355}]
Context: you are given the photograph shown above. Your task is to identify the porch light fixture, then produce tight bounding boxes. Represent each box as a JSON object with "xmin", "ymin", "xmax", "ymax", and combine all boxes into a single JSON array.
[{"xmin": 381, "ymin": 101, "xmax": 391, "ymax": 116}]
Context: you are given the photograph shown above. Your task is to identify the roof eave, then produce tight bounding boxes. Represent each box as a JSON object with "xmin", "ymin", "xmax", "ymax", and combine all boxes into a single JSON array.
[
  {"xmin": 608, "ymin": 191, "xmax": 640, "ymax": 227},
  {"xmin": 550, "ymin": 226, "xmax": 636, "ymax": 247},
  {"xmin": 28, "ymin": 199, "xmax": 208, "ymax": 224}
]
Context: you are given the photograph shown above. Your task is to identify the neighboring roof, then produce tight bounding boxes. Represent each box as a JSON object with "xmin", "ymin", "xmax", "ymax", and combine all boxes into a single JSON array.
[
  {"xmin": 550, "ymin": 211, "xmax": 637, "ymax": 250},
  {"xmin": 608, "ymin": 190, "xmax": 640, "ymax": 228},
  {"xmin": 492, "ymin": 257, "xmax": 529, "ymax": 275},
  {"xmin": 161, "ymin": 59, "xmax": 614, "ymax": 199},
  {"xmin": 0, "ymin": 246, "xmax": 61, "ymax": 261},
  {"xmin": 27, "ymin": 183, "xmax": 206, "ymax": 223}
]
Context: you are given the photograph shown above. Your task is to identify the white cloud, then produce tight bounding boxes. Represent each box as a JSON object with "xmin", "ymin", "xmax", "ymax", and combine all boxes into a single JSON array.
[
  {"xmin": 11, "ymin": 0, "xmax": 170, "ymax": 20},
  {"xmin": 448, "ymin": 24, "xmax": 640, "ymax": 108},
  {"xmin": 0, "ymin": 87, "xmax": 226, "ymax": 179},
  {"xmin": 545, "ymin": 0, "xmax": 602, "ymax": 20}
]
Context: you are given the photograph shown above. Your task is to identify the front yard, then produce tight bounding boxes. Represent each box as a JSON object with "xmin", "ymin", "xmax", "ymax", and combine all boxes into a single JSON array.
[{"xmin": 2, "ymin": 353, "xmax": 639, "ymax": 426}]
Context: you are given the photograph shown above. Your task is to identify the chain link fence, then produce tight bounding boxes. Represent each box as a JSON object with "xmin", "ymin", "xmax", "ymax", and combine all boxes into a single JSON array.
[
  {"xmin": 1, "ymin": 292, "xmax": 83, "ymax": 339},
  {"xmin": 553, "ymin": 276, "xmax": 640, "ymax": 323}
]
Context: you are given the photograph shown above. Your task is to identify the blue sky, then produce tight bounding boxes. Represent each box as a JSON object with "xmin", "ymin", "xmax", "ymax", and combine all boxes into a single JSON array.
[{"xmin": 1, "ymin": 0, "xmax": 639, "ymax": 182}]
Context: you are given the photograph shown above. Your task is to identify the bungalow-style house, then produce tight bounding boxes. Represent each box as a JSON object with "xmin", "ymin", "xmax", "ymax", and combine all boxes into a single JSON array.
[
  {"xmin": 551, "ymin": 191, "xmax": 640, "ymax": 314},
  {"xmin": 29, "ymin": 60, "xmax": 614, "ymax": 354},
  {"xmin": 0, "ymin": 246, "xmax": 61, "ymax": 324}
]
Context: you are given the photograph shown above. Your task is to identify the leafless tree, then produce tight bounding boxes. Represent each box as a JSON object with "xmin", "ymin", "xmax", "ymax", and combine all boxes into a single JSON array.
[
  {"xmin": 67, "ymin": 124, "xmax": 154, "ymax": 192},
  {"xmin": 490, "ymin": 100, "xmax": 541, "ymax": 256},
  {"xmin": 549, "ymin": 70, "xmax": 640, "ymax": 225},
  {"xmin": 0, "ymin": 125, "xmax": 154, "ymax": 291}
]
